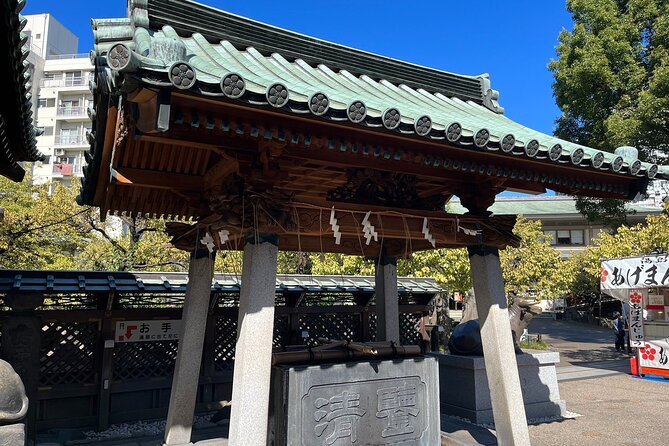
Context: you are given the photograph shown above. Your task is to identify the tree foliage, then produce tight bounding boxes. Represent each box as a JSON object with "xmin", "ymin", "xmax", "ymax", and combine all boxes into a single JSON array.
[
  {"xmin": 500, "ymin": 217, "xmax": 566, "ymax": 299},
  {"xmin": 550, "ymin": 0, "xmax": 669, "ymax": 229},
  {"xmin": 559, "ymin": 204, "xmax": 669, "ymax": 303},
  {"xmin": 550, "ymin": 0, "xmax": 669, "ymax": 157}
]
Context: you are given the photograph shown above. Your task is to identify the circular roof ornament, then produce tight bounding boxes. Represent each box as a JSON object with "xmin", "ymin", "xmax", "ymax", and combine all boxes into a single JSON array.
[
  {"xmin": 446, "ymin": 122, "xmax": 462, "ymax": 142},
  {"xmin": 266, "ymin": 83, "xmax": 289, "ymax": 108},
  {"xmin": 610, "ymin": 156, "xmax": 624, "ymax": 172},
  {"xmin": 525, "ymin": 139, "xmax": 540, "ymax": 157},
  {"xmin": 647, "ymin": 164, "xmax": 658, "ymax": 179},
  {"xmin": 220, "ymin": 73, "xmax": 245, "ymax": 99},
  {"xmin": 382, "ymin": 108, "xmax": 401, "ymax": 130},
  {"xmin": 592, "ymin": 151, "xmax": 605, "ymax": 169},
  {"xmin": 501, "ymin": 134, "xmax": 515, "ymax": 153},
  {"xmin": 169, "ymin": 62, "xmax": 196, "ymax": 90},
  {"xmin": 549, "ymin": 144, "xmax": 562, "ymax": 161},
  {"xmin": 474, "ymin": 129, "xmax": 490, "ymax": 148},
  {"xmin": 414, "ymin": 115, "xmax": 432, "ymax": 136},
  {"xmin": 630, "ymin": 160, "xmax": 642, "ymax": 176},
  {"xmin": 347, "ymin": 100, "xmax": 367, "ymax": 123},
  {"xmin": 107, "ymin": 44, "xmax": 131, "ymax": 71},
  {"xmin": 570, "ymin": 148, "xmax": 585, "ymax": 165},
  {"xmin": 309, "ymin": 92, "xmax": 330, "ymax": 116}
]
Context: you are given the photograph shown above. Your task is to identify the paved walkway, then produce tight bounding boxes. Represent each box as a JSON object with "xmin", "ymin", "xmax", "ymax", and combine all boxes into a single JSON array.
[{"xmin": 442, "ymin": 318, "xmax": 669, "ymax": 446}]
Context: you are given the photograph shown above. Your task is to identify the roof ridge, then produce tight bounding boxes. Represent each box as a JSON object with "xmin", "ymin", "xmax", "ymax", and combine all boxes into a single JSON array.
[{"xmin": 138, "ymin": 0, "xmax": 502, "ymax": 112}]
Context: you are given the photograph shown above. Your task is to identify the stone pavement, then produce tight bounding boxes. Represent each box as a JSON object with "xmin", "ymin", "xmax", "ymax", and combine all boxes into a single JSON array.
[{"xmin": 442, "ymin": 318, "xmax": 669, "ymax": 446}]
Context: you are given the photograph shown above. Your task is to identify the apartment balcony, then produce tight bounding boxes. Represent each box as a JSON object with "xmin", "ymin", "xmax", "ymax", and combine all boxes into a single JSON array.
[
  {"xmin": 54, "ymin": 135, "xmax": 87, "ymax": 146},
  {"xmin": 52, "ymin": 162, "xmax": 84, "ymax": 177},
  {"xmin": 56, "ymin": 106, "xmax": 88, "ymax": 120},
  {"xmin": 40, "ymin": 76, "xmax": 92, "ymax": 89}
]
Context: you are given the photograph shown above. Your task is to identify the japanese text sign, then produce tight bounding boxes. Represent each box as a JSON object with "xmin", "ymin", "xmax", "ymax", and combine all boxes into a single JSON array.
[
  {"xmin": 601, "ymin": 254, "xmax": 669, "ymax": 290},
  {"xmin": 627, "ymin": 290, "xmax": 645, "ymax": 348},
  {"xmin": 115, "ymin": 320, "xmax": 181, "ymax": 343}
]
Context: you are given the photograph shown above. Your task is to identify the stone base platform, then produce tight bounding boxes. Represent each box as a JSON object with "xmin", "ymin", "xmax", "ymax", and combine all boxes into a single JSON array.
[{"xmin": 430, "ymin": 351, "xmax": 566, "ymax": 425}]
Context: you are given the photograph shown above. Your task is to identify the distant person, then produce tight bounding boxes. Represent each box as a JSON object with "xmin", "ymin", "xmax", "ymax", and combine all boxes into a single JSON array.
[
  {"xmin": 613, "ymin": 312, "xmax": 625, "ymax": 352},
  {"xmin": 622, "ymin": 301, "xmax": 632, "ymax": 353}
]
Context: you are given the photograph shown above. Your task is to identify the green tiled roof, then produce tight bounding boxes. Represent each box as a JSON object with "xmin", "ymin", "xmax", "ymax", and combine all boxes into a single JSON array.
[
  {"xmin": 81, "ymin": 0, "xmax": 669, "ymax": 205},
  {"xmin": 0, "ymin": 0, "xmax": 44, "ymax": 182},
  {"xmin": 448, "ymin": 197, "xmax": 663, "ymax": 216}
]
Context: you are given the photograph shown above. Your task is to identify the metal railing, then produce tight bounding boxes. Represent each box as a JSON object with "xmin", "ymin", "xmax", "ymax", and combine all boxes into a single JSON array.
[
  {"xmin": 45, "ymin": 53, "xmax": 89, "ymax": 60},
  {"xmin": 54, "ymin": 135, "xmax": 86, "ymax": 146},
  {"xmin": 56, "ymin": 106, "xmax": 86, "ymax": 117},
  {"xmin": 40, "ymin": 76, "xmax": 90, "ymax": 88}
]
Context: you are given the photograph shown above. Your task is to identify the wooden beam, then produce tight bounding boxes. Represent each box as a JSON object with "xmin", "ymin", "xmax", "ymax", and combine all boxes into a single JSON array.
[
  {"xmin": 111, "ymin": 167, "xmax": 204, "ymax": 191},
  {"xmin": 203, "ymin": 157, "xmax": 240, "ymax": 190}
]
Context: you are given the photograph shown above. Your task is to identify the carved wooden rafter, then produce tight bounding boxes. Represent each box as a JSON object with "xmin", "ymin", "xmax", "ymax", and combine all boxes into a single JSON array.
[{"xmin": 326, "ymin": 168, "xmax": 448, "ymax": 211}]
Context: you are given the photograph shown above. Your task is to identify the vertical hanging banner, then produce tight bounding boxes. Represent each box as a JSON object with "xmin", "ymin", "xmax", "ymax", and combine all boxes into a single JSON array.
[{"xmin": 627, "ymin": 289, "xmax": 645, "ymax": 347}]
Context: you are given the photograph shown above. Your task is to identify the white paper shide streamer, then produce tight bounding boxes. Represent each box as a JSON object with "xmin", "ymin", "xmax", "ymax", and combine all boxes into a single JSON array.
[
  {"xmin": 329, "ymin": 207, "xmax": 341, "ymax": 245},
  {"xmin": 422, "ymin": 217, "xmax": 436, "ymax": 248},
  {"xmin": 361, "ymin": 211, "xmax": 379, "ymax": 245}
]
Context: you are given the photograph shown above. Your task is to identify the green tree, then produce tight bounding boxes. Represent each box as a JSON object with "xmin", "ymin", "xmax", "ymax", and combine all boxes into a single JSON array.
[
  {"xmin": 0, "ymin": 173, "xmax": 86, "ymax": 269},
  {"xmin": 499, "ymin": 217, "xmax": 566, "ymax": 299},
  {"xmin": 559, "ymin": 204, "xmax": 669, "ymax": 303},
  {"xmin": 550, "ymin": 0, "xmax": 669, "ymax": 228}
]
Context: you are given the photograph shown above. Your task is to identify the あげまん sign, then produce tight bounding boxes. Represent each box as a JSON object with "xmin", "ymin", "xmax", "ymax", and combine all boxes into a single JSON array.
[
  {"xmin": 115, "ymin": 320, "xmax": 181, "ymax": 342},
  {"xmin": 601, "ymin": 254, "xmax": 669, "ymax": 290}
]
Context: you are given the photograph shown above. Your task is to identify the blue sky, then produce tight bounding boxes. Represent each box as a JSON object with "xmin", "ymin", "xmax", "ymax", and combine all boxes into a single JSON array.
[{"xmin": 25, "ymin": 1, "xmax": 574, "ymax": 137}]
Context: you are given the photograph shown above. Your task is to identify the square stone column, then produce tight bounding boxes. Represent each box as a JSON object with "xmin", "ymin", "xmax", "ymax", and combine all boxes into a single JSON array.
[
  {"xmin": 375, "ymin": 255, "xmax": 400, "ymax": 343},
  {"xmin": 468, "ymin": 246, "xmax": 530, "ymax": 446},
  {"xmin": 164, "ymin": 243, "xmax": 215, "ymax": 446},
  {"xmin": 228, "ymin": 235, "xmax": 279, "ymax": 446}
]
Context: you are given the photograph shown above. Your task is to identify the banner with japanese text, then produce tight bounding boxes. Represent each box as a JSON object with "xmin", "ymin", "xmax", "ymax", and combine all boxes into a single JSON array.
[
  {"xmin": 601, "ymin": 254, "xmax": 669, "ymax": 291},
  {"xmin": 115, "ymin": 320, "xmax": 181, "ymax": 343},
  {"xmin": 638, "ymin": 339, "xmax": 669, "ymax": 370},
  {"xmin": 627, "ymin": 290, "xmax": 645, "ymax": 347}
]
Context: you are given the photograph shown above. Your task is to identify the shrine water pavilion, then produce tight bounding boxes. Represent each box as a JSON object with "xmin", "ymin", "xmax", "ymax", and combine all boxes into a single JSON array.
[{"xmin": 78, "ymin": 0, "xmax": 669, "ymax": 445}]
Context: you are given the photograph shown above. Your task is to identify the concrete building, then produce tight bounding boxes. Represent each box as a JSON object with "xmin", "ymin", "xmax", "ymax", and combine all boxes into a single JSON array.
[{"xmin": 23, "ymin": 14, "xmax": 93, "ymax": 187}]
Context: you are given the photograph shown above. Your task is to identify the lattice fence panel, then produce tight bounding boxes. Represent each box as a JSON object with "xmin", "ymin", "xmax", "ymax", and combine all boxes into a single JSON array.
[
  {"xmin": 299, "ymin": 313, "xmax": 362, "ymax": 346},
  {"xmin": 399, "ymin": 313, "xmax": 421, "ymax": 346},
  {"xmin": 273, "ymin": 315, "xmax": 290, "ymax": 348},
  {"xmin": 213, "ymin": 315, "xmax": 238, "ymax": 372},
  {"xmin": 113, "ymin": 340, "xmax": 178, "ymax": 381},
  {"xmin": 40, "ymin": 321, "xmax": 98, "ymax": 386}
]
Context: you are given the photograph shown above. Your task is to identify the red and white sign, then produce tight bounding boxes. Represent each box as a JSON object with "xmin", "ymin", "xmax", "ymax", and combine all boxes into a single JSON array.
[
  {"xmin": 601, "ymin": 254, "xmax": 669, "ymax": 291},
  {"xmin": 628, "ymin": 290, "xmax": 645, "ymax": 348},
  {"xmin": 638, "ymin": 339, "xmax": 669, "ymax": 369},
  {"xmin": 115, "ymin": 320, "xmax": 181, "ymax": 343}
]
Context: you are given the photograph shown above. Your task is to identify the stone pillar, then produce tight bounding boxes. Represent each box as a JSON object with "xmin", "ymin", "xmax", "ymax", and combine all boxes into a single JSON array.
[
  {"xmin": 228, "ymin": 235, "xmax": 278, "ymax": 446},
  {"xmin": 164, "ymin": 243, "xmax": 216, "ymax": 446},
  {"xmin": 1, "ymin": 293, "xmax": 45, "ymax": 444},
  {"xmin": 468, "ymin": 246, "xmax": 530, "ymax": 446},
  {"xmin": 375, "ymin": 255, "xmax": 400, "ymax": 343}
]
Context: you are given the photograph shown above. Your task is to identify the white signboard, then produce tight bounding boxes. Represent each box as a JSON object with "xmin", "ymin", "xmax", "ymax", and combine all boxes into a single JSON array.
[
  {"xmin": 115, "ymin": 320, "xmax": 181, "ymax": 343},
  {"xmin": 628, "ymin": 290, "xmax": 645, "ymax": 347},
  {"xmin": 648, "ymin": 294, "xmax": 664, "ymax": 307},
  {"xmin": 638, "ymin": 339, "xmax": 669, "ymax": 370},
  {"xmin": 601, "ymin": 254, "xmax": 669, "ymax": 290}
]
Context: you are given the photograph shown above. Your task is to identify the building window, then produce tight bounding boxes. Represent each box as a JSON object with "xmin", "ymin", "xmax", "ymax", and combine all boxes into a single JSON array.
[
  {"xmin": 38, "ymin": 98, "xmax": 55, "ymax": 108},
  {"xmin": 41, "ymin": 126, "xmax": 53, "ymax": 136},
  {"xmin": 546, "ymin": 229, "xmax": 585, "ymax": 246},
  {"xmin": 35, "ymin": 33, "xmax": 41, "ymax": 40}
]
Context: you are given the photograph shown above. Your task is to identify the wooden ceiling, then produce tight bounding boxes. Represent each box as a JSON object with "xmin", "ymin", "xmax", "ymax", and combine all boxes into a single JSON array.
[{"xmin": 92, "ymin": 89, "xmax": 640, "ymax": 255}]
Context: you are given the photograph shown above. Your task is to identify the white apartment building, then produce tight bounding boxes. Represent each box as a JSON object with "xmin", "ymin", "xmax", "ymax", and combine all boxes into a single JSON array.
[{"xmin": 24, "ymin": 14, "xmax": 93, "ymax": 187}]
